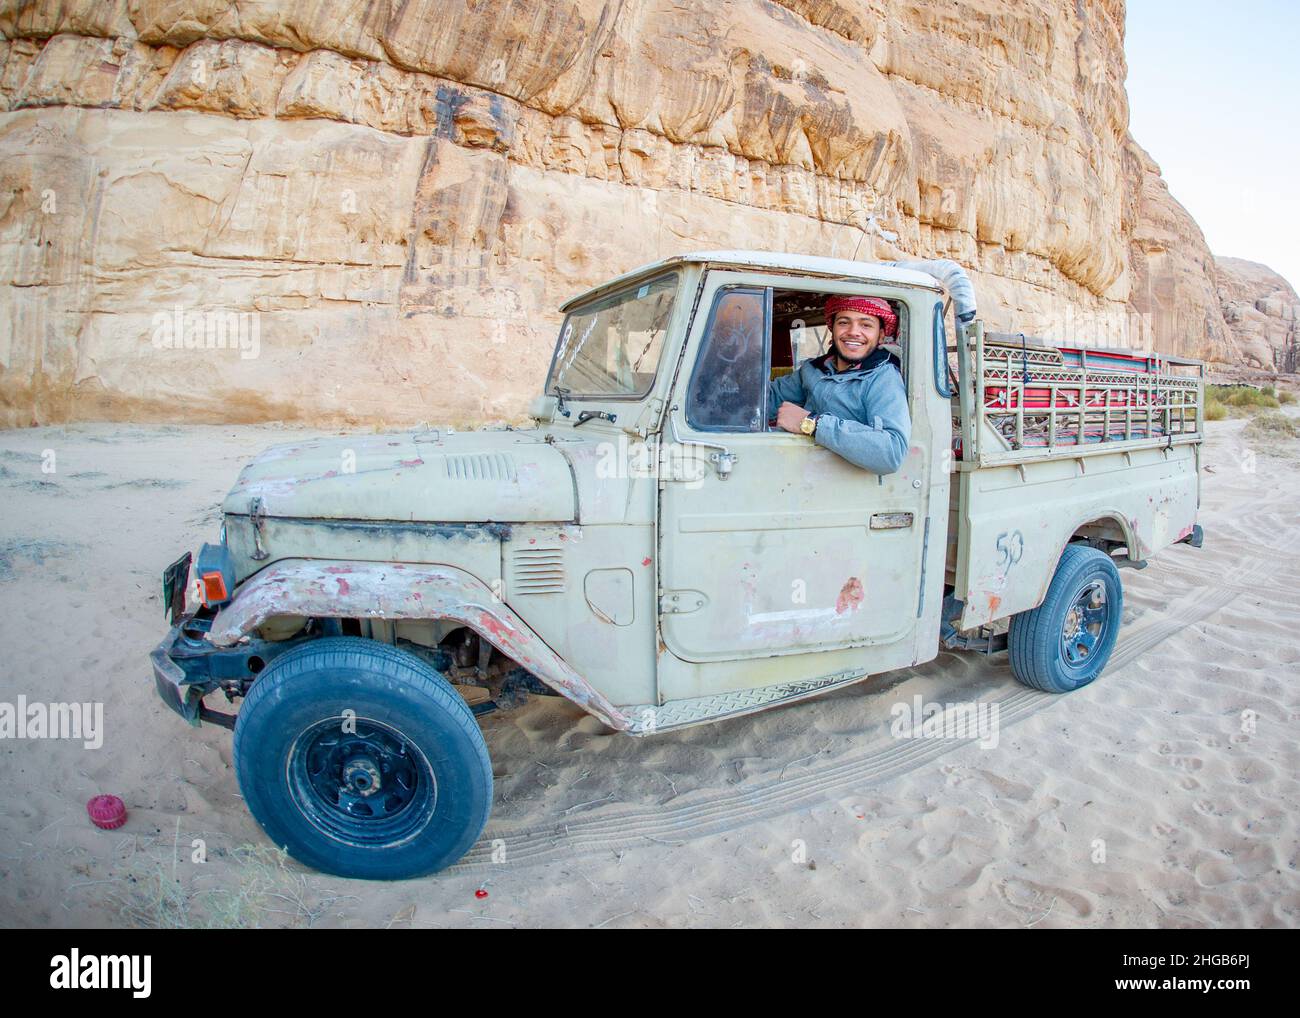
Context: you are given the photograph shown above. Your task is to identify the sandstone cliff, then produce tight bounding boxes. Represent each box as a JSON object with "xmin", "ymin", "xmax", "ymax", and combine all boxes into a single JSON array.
[{"xmin": 0, "ymin": 0, "xmax": 1290, "ymax": 427}]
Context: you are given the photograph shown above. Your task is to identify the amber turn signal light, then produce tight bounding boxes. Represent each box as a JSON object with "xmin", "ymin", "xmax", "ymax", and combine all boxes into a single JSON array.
[{"xmin": 200, "ymin": 570, "xmax": 228, "ymax": 605}]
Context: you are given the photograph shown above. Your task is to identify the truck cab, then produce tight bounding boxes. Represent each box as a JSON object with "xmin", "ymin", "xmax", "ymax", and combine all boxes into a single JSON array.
[{"xmin": 540, "ymin": 252, "xmax": 955, "ymax": 726}]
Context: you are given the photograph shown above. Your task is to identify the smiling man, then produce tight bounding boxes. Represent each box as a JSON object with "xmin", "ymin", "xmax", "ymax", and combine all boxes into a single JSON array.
[{"xmin": 768, "ymin": 295, "xmax": 911, "ymax": 473}]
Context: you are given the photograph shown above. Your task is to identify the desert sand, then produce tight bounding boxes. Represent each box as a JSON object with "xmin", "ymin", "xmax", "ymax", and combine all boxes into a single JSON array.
[{"xmin": 0, "ymin": 414, "xmax": 1296, "ymax": 928}]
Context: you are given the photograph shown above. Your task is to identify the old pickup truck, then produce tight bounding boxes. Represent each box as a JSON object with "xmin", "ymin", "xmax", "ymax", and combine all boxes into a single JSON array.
[{"xmin": 151, "ymin": 250, "xmax": 1205, "ymax": 879}]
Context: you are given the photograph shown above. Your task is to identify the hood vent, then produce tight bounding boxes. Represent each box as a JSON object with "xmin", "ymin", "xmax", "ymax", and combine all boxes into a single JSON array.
[
  {"xmin": 445, "ymin": 452, "xmax": 518, "ymax": 482},
  {"xmin": 511, "ymin": 546, "xmax": 565, "ymax": 594}
]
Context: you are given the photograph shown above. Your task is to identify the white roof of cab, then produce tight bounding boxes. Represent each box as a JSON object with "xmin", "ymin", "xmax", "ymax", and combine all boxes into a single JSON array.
[{"xmin": 559, "ymin": 250, "xmax": 944, "ymax": 312}]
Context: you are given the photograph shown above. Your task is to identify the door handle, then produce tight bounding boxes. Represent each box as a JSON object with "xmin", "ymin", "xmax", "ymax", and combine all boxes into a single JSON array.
[{"xmin": 668, "ymin": 404, "xmax": 737, "ymax": 479}]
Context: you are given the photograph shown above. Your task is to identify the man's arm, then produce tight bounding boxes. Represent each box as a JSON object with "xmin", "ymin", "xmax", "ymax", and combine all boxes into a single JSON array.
[
  {"xmin": 812, "ymin": 369, "xmax": 911, "ymax": 473},
  {"xmin": 767, "ymin": 367, "xmax": 807, "ymax": 423}
]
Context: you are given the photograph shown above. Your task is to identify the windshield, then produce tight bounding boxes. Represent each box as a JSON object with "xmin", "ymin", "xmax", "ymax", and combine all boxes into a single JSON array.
[{"xmin": 547, "ymin": 272, "xmax": 679, "ymax": 397}]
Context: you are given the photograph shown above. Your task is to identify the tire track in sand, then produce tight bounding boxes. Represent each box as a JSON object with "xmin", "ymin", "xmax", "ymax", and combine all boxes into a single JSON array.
[{"xmin": 451, "ymin": 553, "xmax": 1274, "ymax": 872}]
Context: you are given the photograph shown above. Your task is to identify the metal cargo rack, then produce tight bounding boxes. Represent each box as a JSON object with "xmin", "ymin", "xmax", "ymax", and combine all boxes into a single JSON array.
[{"xmin": 950, "ymin": 323, "xmax": 1205, "ymax": 469}]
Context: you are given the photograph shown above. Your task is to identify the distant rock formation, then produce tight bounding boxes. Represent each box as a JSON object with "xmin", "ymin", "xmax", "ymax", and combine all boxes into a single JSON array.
[{"xmin": 1215, "ymin": 257, "xmax": 1299, "ymax": 373}]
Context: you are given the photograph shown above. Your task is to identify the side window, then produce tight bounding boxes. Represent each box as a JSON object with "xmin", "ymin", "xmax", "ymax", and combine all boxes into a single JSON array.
[{"xmin": 685, "ymin": 288, "xmax": 769, "ymax": 432}]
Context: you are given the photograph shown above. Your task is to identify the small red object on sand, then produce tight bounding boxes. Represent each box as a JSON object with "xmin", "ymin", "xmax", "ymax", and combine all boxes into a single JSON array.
[
  {"xmin": 475, "ymin": 888, "xmax": 489, "ymax": 899},
  {"xmin": 86, "ymin": 795, "xmax": 127, "ymax": 830}
]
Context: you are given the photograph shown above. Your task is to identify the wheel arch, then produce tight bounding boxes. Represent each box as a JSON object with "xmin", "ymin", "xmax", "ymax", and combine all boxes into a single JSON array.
[
  {"xmin": 1065, "ymin": 511, "xmax": 1140, "ymax": 561},
  {"xmin": 1028, "ymin": 510, "xmax": 1136, "ymax": 613},
  {"xmin": 209, "ymin": 558, "xmax": 631, "ymax": 732}
]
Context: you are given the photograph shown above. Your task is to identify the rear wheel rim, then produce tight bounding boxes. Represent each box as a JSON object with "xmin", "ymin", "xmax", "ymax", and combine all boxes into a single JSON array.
[
  {"xmin": 1060, "ymin": 579, "xmax": 1109, "ymax": 667},
  {"xmin": 287, "ymin": 716, "xmax": 437, "ymax": 848}
]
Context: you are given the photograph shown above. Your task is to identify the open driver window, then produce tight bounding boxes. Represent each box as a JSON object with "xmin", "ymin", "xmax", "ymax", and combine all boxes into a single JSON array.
[{"xmin": 684, "ymin": 285, "xmax": 908, "ymax": 434}]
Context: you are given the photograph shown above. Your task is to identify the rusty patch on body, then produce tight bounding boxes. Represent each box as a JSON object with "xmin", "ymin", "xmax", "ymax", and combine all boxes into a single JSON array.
[{"xmin": 835, "ymin": 577, "xmax": 864, "ymax": 614}]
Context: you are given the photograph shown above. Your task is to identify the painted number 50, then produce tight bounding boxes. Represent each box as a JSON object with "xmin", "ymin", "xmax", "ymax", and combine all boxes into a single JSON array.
[{"xmin": 996, "ymin": 529, "xmax": 1024, "ymax": 569}]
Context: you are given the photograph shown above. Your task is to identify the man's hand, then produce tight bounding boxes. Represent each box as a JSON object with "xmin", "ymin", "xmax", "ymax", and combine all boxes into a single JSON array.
[{"xmin": 775, "ymin": 401, "xmax": 811, "ymax": 434}]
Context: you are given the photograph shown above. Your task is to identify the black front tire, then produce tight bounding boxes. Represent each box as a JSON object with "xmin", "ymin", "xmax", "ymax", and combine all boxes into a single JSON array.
[
  {"xmin": 1008, "ymin": 544, "xmax": 1123, "ymax": 694},
  {"xmin": 232, "ymin": 636, "xmax": 492, "ymax": 880}
]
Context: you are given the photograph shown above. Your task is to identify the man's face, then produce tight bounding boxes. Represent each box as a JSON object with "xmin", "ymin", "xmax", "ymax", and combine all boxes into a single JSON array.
[{"xmin": 830, "ymin": 311, "xmax": 884, "ymax": 363}]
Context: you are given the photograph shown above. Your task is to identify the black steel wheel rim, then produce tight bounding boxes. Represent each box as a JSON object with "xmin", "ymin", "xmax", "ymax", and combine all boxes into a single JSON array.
[
  {"xmin": 287, "ymin": 716, "xmax": 437, "ymax": 847},
  {"xmin": 1060, "ymin": 578, "xmax": 1110, "ymax": 667}
]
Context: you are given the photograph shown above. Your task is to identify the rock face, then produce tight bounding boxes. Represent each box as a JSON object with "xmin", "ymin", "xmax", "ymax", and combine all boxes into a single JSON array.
[
  {"xmin": 0, "ymin": 0, "xmax": 1290, "ymax": 427},
  {"xmin": 1125, "ymin": 140, "xmax": 1239, "ymax": 366},
  {"xmin": 1215, "ymin": 256, "xmax": 1299, "ymax": 373}
]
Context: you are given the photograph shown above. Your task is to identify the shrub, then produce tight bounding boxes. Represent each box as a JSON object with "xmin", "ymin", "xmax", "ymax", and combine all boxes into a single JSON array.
[
  {"xmin": 1203, "ymin": 384, "xmax": 1280, "ymax": 415},
  {"xmin": 1244, "ymin": 411, "xmax": 1300, "ymax": 441},
  {"xmin": 1226, "ymin": 388, "xmax": 1277, "ymax": 410},
  {"xmin": 1204, "ymin": 399, "xmax": 1227, "ymax": 421}
]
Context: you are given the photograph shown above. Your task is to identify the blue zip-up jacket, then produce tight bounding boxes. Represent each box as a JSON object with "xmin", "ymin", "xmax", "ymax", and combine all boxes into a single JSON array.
[{"xmin": 767, "ymin": 350, "xmax": 910, "ymax": 473}]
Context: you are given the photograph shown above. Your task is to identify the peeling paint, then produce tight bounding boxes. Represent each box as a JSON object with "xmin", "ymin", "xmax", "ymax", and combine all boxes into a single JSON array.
[{"xmin": 835, "ymin": 577, "xmax": 865, "ymax": 614}]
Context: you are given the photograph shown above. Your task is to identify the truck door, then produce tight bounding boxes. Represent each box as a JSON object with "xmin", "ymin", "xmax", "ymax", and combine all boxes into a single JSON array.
[{"xmin": 657, "ymin": 270, "xmax": 935, "ymax": 666}]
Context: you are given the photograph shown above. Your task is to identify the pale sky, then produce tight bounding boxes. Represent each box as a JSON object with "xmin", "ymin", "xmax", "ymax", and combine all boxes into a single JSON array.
[{"xmin": 1125, "ymin": 0, "xmax": 1300, "ymax": 292}]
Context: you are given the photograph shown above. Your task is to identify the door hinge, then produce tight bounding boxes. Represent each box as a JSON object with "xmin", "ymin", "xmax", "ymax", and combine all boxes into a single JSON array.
[{"xmin": 658, "ymin": 589, "xmax": 707, "ymax": 614}]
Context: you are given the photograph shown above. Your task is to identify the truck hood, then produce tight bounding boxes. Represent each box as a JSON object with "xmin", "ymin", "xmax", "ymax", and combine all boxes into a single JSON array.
[{"xmin": 223, "ymin": 429, "xmax": 577, "ymax": 523}]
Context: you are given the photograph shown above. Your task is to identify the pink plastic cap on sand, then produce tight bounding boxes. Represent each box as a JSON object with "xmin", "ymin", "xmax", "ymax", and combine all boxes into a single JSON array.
[{"xmin": 86, "ymin": 795, "xmax": 127, "ymax": 830}]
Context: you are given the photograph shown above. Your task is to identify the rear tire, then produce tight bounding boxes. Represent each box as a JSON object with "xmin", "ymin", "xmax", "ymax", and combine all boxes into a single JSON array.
[
  {"xmin": 1008, "ymin": 544, "xmax": 1123, "ymax": 694},
  {"xmin": 233, "ymin": 636, "xmax": 492, "ymax": 880}
]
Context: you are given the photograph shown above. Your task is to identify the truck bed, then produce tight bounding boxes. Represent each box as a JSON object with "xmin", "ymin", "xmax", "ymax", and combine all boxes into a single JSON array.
[{"xmin": 944, "ymin": 325, "xmax": 1203, "ymax": 630}]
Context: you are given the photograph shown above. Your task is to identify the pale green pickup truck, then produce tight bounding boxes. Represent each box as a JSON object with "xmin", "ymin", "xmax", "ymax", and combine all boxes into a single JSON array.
[{"xmin": 151, "ymin": 251, "xmax": 1204, "ymax": 879}]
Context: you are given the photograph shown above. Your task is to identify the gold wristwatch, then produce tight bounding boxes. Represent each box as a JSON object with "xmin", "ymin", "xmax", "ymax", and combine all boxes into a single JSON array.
[{"xmin": 799, "ymin": 413, "xmax": 819, "ymax": 436}]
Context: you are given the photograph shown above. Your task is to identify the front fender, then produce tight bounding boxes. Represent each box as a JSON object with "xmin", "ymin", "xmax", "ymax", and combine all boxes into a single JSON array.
[{"xmin": 208, "ymin": 558, "xmax": 630, "ymax": 732}]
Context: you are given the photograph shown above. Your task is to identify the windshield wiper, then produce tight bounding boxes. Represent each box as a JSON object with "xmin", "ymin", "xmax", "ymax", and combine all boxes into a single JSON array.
[{"xmin": 551, "ymin": 385, "xmax": 572, "ymax": 418}]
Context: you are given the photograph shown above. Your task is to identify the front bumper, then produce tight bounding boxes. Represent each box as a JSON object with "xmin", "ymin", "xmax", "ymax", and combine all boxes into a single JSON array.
[
  {"xmin": 150, "ymin": 612, "xmax": 313, "ymax": 728},
  {"xmin": 151, "ymin": 623, "xmax": 204, "ymax": 726}
]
